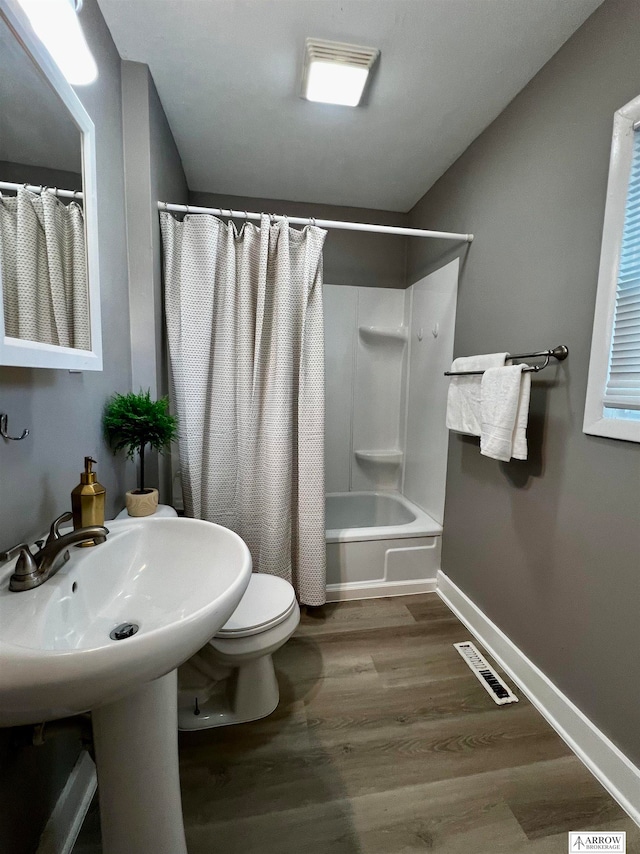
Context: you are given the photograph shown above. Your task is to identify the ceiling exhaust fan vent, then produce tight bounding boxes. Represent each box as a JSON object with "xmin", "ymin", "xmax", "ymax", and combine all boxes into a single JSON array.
[
  {"xmin": 304, "ymin": 38, "xmax": 380, "ymax": 70},
  {"xmin": 301, "ymin": 38, "xmax": 380, "ymax": 107}
]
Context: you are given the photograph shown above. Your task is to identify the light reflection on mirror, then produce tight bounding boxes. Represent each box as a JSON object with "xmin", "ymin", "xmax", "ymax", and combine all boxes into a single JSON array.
[{"xmin": 0, "ymin": 13, "xmax": 90, "ymax": 350}]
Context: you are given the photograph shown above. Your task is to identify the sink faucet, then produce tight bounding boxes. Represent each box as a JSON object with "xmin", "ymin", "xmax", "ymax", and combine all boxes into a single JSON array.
[{"xmin": 1, "ymin": 511, "xmax": 109, "ymax": 592}]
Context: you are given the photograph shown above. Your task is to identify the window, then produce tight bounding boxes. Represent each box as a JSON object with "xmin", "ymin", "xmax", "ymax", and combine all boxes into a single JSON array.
[{"xmin": 584, "ymin": 94, "xmax": 640, "ymax": 442}]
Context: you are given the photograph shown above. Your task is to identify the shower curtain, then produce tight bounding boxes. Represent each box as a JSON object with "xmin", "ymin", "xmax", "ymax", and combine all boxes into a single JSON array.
[
  {"xmin": 0, "ymin": 187, "xmax": 89, "ymax": 349},
  {"xmin": 161, "ymin": 212, "xmax": 327, "ymax": 606}
]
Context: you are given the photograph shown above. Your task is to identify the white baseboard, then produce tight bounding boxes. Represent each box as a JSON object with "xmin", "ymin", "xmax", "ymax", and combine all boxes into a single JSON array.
[
  {"xmin": 437, "ymin": 570, "xmax": 640, "ymax": 827},
  {"xmin": 37, "ymin": 750, "xmax": 97, "ymax": 854},
  {"xmin": 326, "ymin": 577, "xmax": 437, "ymax": 602}
]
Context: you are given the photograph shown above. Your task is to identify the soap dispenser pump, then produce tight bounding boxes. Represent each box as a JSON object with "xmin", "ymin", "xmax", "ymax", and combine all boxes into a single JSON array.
[{"xmin": 71, "ymin": 457, "xmax": 106, "ymax": 545}]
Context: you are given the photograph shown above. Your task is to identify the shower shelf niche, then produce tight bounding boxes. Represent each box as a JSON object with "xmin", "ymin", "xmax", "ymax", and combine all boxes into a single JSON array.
[
  {"xmin": 358, "ymin": 325, "xmax": 408, "ymax": 344},
  {"xmin": 355, "ymin": 449, "xmax": 404, "ymax": 465}
]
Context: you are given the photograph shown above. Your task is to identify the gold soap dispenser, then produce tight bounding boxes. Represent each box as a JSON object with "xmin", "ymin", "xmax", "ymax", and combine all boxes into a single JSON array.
[{"xmin": 71, "ymin": 457, "xmax": 106, "ymax": 546}]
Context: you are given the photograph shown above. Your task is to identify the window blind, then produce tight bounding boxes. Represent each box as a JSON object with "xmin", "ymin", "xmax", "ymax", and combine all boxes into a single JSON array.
[{"xmin": 604, "ymin": 129, "xmax": 640, "ymax": 410}]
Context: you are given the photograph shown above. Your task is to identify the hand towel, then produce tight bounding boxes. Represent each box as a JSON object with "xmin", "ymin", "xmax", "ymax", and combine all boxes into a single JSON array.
[
  {"xmin": 480, "ymin": 365, "xmax": 531, "ymax": 461},
  {"xmin": 446, "ymin": 353, "xmax": 508, "ymax": 436},
  {"xmin": 511, "ymin": 368, "xmax": 531, "ymax": 460}
]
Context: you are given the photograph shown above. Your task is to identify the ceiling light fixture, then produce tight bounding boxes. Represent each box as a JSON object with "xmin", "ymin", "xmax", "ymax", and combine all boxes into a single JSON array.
[
  {"xmin": 17, "ymin": 0, "xmax": 98, "ymax": 85},
  {"xmin": 301, "ymin": 38, "xmax": 379, "ymax": 107}
]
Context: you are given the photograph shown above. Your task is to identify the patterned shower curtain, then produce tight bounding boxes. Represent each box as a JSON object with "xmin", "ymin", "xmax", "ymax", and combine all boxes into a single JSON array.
[
  {"xmin": 161, "ymin": 212, "xmax": 327, "ymax": 606},
  {"xmin": 0, "ymin": 187, "xmax": 89, "ymax": 349}
]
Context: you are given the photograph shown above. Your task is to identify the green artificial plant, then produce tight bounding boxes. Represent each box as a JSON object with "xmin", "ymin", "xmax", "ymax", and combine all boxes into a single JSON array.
[{"xmin": 104, "ymin": 390, "xmax": 178, "ymax": 493}]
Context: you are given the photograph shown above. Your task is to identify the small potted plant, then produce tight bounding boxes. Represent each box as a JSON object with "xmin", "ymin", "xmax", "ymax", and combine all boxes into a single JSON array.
[{"xmin": 104, "ymin": 390, "xmax": 178, "ymax": 517}]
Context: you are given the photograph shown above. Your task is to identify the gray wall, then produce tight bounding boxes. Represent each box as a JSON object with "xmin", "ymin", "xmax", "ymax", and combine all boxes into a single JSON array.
[
  {"xmin": 189, "ymin": 191, "xmax": 409, "ymax": 289},
  {"xmin": 0, "ymin": 1, "xmax": 133, "ymax": 851},
  {"xmin": 122, "ymin": 61, "xmax": 188, "ymax": 497},
  {"xmin": 0, "ymin": 160, "xmax": 82, "ymax": 193},
  {"xmin": 408, "ymin": 0, "xmax": 640, "ymax": 766}
]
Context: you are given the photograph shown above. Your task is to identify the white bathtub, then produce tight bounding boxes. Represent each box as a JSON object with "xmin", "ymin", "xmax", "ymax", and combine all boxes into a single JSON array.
[{"xmin": 325, "ymin": 492, "xmax": 442, "ymax": 601}]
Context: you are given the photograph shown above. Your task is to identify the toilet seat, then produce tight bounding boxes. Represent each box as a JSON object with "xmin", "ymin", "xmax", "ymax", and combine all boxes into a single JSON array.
[{"xmin": 215, "ymin": 574, "xmax": 297, "ymax": 639}]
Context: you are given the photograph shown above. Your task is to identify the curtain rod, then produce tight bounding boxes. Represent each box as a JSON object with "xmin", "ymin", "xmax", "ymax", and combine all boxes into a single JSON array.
[
  {"xmin": 158, "ymin": 201, "xmax": 474, "ymax": 242},
  {"xmin": 0, "ymin": 181, "xmax": 83, "ymax": 200}
]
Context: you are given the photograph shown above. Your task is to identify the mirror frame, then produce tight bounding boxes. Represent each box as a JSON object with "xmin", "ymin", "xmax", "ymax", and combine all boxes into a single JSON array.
[{"xmin": 0, "ymin": 0, "xmax": 102, "ymax": 370}]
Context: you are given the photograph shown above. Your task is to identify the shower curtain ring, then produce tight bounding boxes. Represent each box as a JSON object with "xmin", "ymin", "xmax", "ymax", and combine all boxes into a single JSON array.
[{"xmin": 244, "ymin": 210, "xmax": 249, "ymax": 223}]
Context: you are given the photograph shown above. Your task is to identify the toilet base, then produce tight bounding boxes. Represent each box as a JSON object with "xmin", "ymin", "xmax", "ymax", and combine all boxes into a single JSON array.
[{"xmin": 178, "ymin": 653, "xmax": 280, "ymax": 730}]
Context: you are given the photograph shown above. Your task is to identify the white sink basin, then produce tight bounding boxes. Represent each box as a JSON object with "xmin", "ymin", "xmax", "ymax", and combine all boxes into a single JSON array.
[{"xmin": 0, "ymin": 516, "xmax": 252, "ymax": 726}]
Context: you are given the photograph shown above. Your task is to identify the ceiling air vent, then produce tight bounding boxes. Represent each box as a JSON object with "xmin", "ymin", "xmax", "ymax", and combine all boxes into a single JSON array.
[{"xmin": 301, "ymin": 38, "xmax": 380, "ymax": 107}]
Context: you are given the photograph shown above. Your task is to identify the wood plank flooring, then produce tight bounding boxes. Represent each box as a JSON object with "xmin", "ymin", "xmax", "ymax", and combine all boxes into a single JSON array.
[{"xmin": 73, "ymin": 594, "xmax": 640, "ymax": 853}]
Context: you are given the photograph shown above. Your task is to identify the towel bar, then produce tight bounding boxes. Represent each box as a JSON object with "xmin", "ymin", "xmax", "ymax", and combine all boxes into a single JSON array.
[{"xmin": 444, "ymin": 345, "xmax": 568, "ymax": 377}]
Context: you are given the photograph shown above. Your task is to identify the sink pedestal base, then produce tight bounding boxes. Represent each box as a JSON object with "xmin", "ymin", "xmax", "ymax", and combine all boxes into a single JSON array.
[{"xmin": 92, "ymin": 670, "xmax": 188, "ymax": 854}]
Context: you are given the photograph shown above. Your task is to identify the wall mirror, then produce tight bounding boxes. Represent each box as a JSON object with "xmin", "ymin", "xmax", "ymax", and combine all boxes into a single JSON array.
[{"xmin": 0, "ymin": 0, "xmax": 102, "ymax": 370}]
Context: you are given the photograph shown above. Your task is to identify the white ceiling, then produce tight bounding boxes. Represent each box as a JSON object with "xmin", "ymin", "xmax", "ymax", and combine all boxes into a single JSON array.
[{"xmin": 98, "ymin": 0, "xmax": 603, "ymax": 212}]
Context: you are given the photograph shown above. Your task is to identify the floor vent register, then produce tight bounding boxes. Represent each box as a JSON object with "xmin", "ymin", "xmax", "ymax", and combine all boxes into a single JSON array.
[{"xmin": 454, "ymin": 641, "xmax": 519, "ymax": 705}]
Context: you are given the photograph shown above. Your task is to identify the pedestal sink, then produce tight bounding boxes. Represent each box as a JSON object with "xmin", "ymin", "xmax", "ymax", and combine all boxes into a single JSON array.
[{"xmin": 0, "ymin": 516, "xmax": 252, "ymax": 853}]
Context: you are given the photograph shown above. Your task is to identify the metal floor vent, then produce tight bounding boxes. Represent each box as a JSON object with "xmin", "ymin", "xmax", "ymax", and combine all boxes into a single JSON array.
[{"xmin": 454, "ymin": 641, "xmax": 518, "ymax": 705}]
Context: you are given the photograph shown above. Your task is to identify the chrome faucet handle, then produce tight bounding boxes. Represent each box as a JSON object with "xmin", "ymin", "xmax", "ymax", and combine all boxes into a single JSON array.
[
  {"xmin": 0, "ymin": 543, "xmax": 37, "ymax": 576},
  {"xmin": 15, "ymin": 546, "xmax": 38, "ymax": 577},
  {"xmin": 1, "ymin": 542, "xmax": 31, "ymax": 563},
  {"xmin": 45, "ymin": 511, "xmax": 74, "ymax": 547}
]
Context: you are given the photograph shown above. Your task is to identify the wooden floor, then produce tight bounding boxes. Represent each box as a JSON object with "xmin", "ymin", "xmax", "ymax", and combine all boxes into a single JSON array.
[{"xmin": 74, "ymin": 594, "xmax": 640, "ymax": 853}]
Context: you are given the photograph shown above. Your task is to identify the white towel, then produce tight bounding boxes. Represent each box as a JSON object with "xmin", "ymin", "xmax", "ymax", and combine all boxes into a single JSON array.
[
  {"xmin": 446, "ymin": 353, "xmax": 508, "ymax": 436},
  {"xmin": 480, "ymin": 365, "xmax": 531, "ymax": 461},
  {"xmin": 511, "ymin": 369, "xmax": 531, "ymax": 460}
]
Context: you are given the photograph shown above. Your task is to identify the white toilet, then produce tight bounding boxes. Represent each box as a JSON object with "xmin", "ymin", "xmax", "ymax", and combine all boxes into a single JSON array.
[
  {"xmin": 178, "ymin": 573, "xmax": 300, "ymax": 730},
  {"xmin": 118, "ymin": 505, "xmax": 300, "ymax": 729}
]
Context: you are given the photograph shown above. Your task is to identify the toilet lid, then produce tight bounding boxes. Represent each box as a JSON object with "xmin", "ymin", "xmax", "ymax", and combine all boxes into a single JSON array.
[{"xmin": 215, "ymin": 574, "xmax": 297, "ymax": 638}]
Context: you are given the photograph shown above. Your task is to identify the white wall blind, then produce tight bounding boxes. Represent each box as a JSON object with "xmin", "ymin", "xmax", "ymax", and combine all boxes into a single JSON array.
[{"xmin": 604, "ymin": 130, "xmax": 640, "ymax": 410}]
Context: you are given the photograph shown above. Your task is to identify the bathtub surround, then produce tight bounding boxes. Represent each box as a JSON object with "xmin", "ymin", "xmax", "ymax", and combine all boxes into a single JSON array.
[
  {"xmin": 403, "ymin": 261, "xmax": 459, "ymax": 525},
  {"xmin": 324, "ymin": 285, "xmax": 407, "ymax": 493},
  {"xmin": 325, "ymin": 265, "xmax": 458, "ymax": 514},
  {"xmin": 408, "ymin": 0, "xmax": 640, "ymax": 773},
  {"xmin": 162, "ymin": 213, "xmax": 327, "ymax": 605},
  {"xmin": 323, "ymin": 263, "xmax": 458, "ymax": 599}
]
